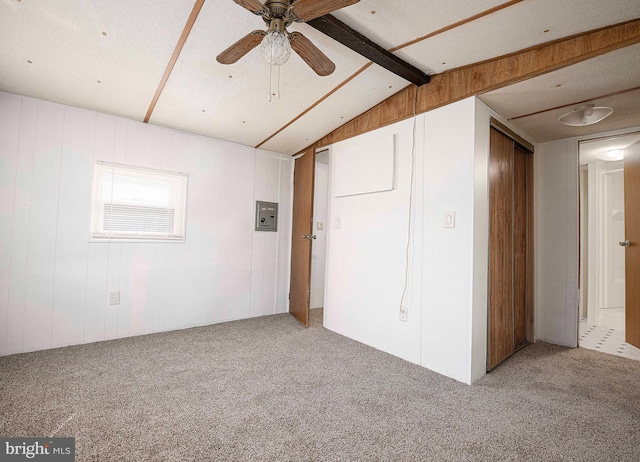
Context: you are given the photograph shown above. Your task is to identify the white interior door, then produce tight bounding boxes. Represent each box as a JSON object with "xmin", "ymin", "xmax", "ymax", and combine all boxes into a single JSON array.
[
  {"xmin": 310, "ymin": 157, "xmax": 329, "ymax": 309},
  {"xmin": 586, "ymin": 160, "xmax": 625, "ymax": 329},
  {"xmin": 603, "ymin": 168, "xmax": 625, "ymax": 311}
]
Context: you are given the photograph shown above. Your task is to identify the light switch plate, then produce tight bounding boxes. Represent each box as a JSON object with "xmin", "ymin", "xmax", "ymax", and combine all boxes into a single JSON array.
[
  {"xmin": 444, "ymin": 211, "xmax": 455, "ymax": 228},
  {"xmin": 317, "ymin": 222, "xmax": 324, "ymax": 230}
]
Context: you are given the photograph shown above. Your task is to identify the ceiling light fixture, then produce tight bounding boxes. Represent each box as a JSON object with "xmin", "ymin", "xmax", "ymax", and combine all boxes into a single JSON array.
[
  {"xmin": 260, "ymin": 20, "xmax": 291, "ymax": 66},
  {"xmin": 259, "ymin": 18, "xmax": 291, "ymax": 102},
  {"xmin": 597, "ymin": 149, "xmax": 624, "ymax": 161},
  {"xmin": 558, "ymin": 104, "xmax": 613, "ymax": 126}
]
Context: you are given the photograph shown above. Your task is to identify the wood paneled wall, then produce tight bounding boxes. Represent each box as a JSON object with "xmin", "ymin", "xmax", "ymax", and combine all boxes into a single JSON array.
[{"xmin": 300, "ymin": 18, "xmax": 640, "ymax": 154}]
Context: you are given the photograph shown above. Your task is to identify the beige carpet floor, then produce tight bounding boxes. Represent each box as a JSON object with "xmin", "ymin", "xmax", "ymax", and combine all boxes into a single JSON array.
[{"xmin": 1, "ymin": 312, "xmax": 639, "ymax": 461}]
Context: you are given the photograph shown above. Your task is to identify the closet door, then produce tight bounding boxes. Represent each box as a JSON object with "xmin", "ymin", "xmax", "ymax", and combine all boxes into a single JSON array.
[
  {"xmin": 488, "ymin": 127, "xmax": 515, "ymax": 369},
  {"xmin": 488, "ymin": 126, "xmax": 533, "ymax": 371}
]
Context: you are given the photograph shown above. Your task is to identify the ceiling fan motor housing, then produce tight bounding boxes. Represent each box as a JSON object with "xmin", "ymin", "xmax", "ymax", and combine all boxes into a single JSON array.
[{"xmin": 264, "ymin": 0, "xmax": 291, "ymax": 19}]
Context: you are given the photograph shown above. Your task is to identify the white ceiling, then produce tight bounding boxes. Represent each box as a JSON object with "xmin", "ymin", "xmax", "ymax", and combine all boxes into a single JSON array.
[
  {"xmin": 579, "ymin": 132, "xmax": 640, "ymax": 165},
  {"xmin": 1, "ymin": 0, "xmax": 639, "ymax": 155}
]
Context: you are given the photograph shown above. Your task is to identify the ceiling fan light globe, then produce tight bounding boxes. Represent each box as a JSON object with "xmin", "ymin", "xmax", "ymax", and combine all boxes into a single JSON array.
[{"xmin": 261, "ymin": 31, "xmax": 291, "ymax": 65}]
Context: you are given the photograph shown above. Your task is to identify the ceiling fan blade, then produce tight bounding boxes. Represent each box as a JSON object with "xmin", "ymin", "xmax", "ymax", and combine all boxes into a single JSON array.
[
  {"xmin": 289, "ymin": 32, "xmax": 335, "ymax": 76},
  {"xmin": 217, "ymin": 30, "xmax": 266, "ymax": 64},
  {"xmin": 233, "ymin": 0, "xmax": 265, "ymax": 15},
  {"xmin": 289, "ymin": 0, "xmax": 360, "ymax": 22}
]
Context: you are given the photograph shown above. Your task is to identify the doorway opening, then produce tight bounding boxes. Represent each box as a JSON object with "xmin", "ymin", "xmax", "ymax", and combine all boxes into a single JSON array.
[
  {"xmin": 309, "ymin": 149, "xmax": 330, "ymax": 328},
  {"xmin": 578, "ymin": 132, "xmax": 640, "ymax": 360}
]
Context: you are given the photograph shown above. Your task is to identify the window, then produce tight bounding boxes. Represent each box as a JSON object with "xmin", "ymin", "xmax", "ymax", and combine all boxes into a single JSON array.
[{"xmin": 90, "ymin": 162, "xmax": 188, "ymax": 242}]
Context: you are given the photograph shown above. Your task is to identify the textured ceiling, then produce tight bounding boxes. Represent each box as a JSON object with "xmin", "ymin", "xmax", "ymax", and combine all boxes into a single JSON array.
[
  {"xmin": 480, "ymin": 44, "xmax": 640, "ymax": 143},
  {"xmin": 1, "ymin": 0, "xmax": 639, "ymax": 155}
]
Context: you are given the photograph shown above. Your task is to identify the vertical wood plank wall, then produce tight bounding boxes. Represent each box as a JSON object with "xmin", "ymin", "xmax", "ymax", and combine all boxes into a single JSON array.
[{"xmin": 0, "ymin": 92, "xmax": 293, "ymax": 356}]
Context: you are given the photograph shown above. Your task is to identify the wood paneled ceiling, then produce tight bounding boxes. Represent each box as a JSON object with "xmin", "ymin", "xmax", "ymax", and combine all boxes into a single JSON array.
[{"xmin": 1, "ymin": 0, "xmax": 638, "ymax": 154}]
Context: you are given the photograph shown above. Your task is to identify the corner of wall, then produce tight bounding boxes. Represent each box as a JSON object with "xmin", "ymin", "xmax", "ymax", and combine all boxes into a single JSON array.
[
  {"xmin": 251, "ymin": 149, "xmax": 295, "ymax": 317},
  {"xmin": 420, "ymin": 97, "xmax": 476, "ymax": 384},
  {"xmin": 469, "ymin": 99, "xmax": 491, "ymax": 383}
]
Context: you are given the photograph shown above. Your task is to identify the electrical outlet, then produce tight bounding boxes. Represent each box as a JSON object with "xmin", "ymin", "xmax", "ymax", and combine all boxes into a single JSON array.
[
  {"xmin": 399, "ymin": 306, "xmax": 408, "ymax": 322},
  {"xmin": 110, "ymin": 291, "xmax": 120, "ymax": 305}
]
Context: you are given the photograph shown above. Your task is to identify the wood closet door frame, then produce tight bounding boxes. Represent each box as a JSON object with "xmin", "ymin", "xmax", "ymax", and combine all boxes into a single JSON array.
[{"xmin": 487, "ymin": 119, "xmax": 535, "ymax": 371}]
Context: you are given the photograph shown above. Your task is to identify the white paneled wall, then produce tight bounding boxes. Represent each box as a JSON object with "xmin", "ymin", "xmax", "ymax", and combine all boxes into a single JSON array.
[
  {"xmin": 0, "ymin": 92, "xmax": 293, "ymax": 356},
  {"xmin": 534, "ymin": 138, "xmax": 580, "ymax": 347},
  {"xmin": 421, "ymin": 98, "xmax": 481, "ymax": 384},
  {"xmin": 323, "ymin": 98, "xmax": 522, "ymax": 384},
  {"xmin": 250, "ymin": 150, "xmax": 293, "ymax": 318},
  {"xmin": 325, "ymin": 118, "xmax": 424, "ymax": 366}
]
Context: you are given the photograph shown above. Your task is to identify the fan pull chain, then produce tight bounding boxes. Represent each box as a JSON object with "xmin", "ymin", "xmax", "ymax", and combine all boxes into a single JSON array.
[
  {"xmin": 268, "ymin": 64, "xmax": 273, "ymax": 102},
  {"xmin": 268, "ymin": 64, "xmax": 282, "ymax": 102}
]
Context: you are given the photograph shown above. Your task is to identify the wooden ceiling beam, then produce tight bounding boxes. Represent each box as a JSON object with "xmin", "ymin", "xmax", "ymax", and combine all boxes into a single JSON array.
[{"xmin": 307, "ymin": 14, "xmax": 431, "ymax": 86}]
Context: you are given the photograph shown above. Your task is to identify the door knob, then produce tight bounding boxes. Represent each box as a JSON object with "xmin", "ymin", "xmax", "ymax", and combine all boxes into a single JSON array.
[
  {"xmin": 302, "ymin": 234, "xmax": 317, "ymax": 240},
  {"xmin": 619, "ymin": 240, "xmax": 631, "ymax": 248}
]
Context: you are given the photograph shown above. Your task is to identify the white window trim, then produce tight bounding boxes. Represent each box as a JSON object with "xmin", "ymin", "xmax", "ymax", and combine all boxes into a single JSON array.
[{"xmin": 90, "ymin": 161, "xmax": 188, "ymax": 243}]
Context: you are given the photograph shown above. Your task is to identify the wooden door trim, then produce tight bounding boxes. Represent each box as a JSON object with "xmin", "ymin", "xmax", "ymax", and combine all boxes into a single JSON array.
[{"xmin": 490, "ymin": 117, "xmax": 535, "ymax": 152}]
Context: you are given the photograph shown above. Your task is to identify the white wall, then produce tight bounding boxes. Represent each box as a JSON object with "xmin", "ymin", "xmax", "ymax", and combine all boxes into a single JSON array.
[
  {"xmin": 534, "ymin": 126, "xmax": 640, "ymax": 347},
  {"xmin": 323, "ymin": 98, "xmax": 489, "ymax": 383},
  {"xmin": 323, "ymin": 97, "xmax": 538, "ymax": 384},
  {"xmin": 251, "ymin": 150, "xmax": 294, "ymax": 318},
  {"xmin": 535, "ymin": 138, "xmax": 579, "ymax": 347},
  {"xmin": 471, "ymin": 101, "xmax": 491, "ymax": 382},
  {"xmin": 421, "ymin": 98, "xmax": 489, "ymax": 384},
  {"xmin": 0, "ymin": 92, "xmax": 293, "ymax": 356},
  {"xmin": 325, "ymin": 118, "xmax": 424, "ymax": 365}
]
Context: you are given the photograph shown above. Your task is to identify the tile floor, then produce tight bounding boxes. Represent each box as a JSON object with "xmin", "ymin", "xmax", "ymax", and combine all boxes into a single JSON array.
[{"xmin": 579, "ymin": 318, "xmax": 640, "ymax": 361}]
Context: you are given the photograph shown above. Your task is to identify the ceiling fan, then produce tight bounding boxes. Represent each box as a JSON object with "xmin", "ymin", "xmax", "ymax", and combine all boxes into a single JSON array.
[{"xmin": 216, "ymin": 0, "xmax": 360, "ymax": 76}]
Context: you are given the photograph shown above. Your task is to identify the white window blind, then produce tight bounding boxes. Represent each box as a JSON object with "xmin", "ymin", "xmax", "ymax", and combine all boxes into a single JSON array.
[{"xmin": 90, "ymin": 161, "xmax": 188, "ymax": 242}]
